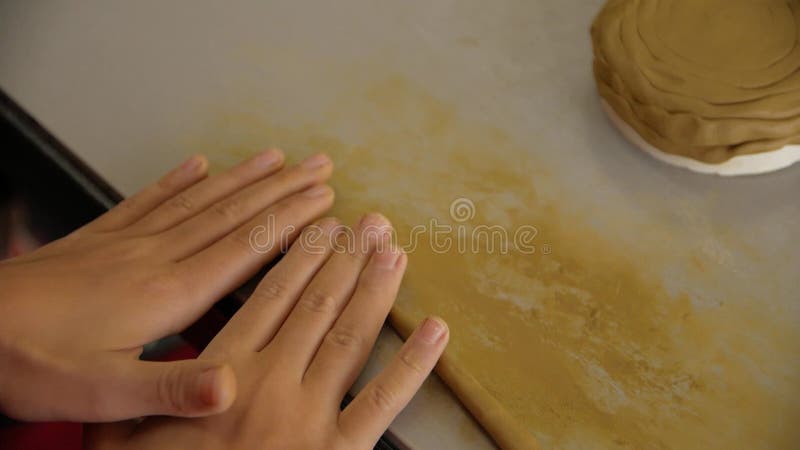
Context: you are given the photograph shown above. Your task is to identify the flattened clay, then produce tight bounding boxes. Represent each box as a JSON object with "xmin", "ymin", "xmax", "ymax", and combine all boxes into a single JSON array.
[
  {"xmin": 193, "ymin": 78, "xmax": 800, "ymax": 450},
  {"xmin": 591, "ymin": 0, "xmax": 800, "ymax": 166}
]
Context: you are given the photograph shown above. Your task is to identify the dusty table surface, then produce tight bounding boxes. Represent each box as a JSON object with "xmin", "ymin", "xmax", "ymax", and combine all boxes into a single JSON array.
[{"xmin": 1, "ymin": 1, "xmax": 798, "ymax": 449}]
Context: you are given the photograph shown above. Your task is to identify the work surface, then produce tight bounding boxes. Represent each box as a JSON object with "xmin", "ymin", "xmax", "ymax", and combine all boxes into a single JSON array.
[{"xmin": 1, "ymin": 1, "xmax": 798, "ymax": 448}]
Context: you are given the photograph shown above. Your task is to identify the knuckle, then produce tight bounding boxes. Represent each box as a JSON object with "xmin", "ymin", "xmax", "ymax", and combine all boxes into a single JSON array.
[
  {"xmin": 213, "ymin": 198, "xmax": 243, "ymax": 221},
  {"xmin": 325, "ymin": 326, "xmax": 362, "ymax": 350},
  {"xmin": 252, "ymin": 276, "xmax": 290, "ymax": 303},
  {"xmin": 367, "ymin": 383, "xmax": 396, "ymax": 413},
  {"xmin": 351, "ymin": 238, "xmax": 379, "ymax": 261},
  {"xmin": 228, "ymin": 227, "xmax": 256, "ymax": 253},
  {"xmin": 156, "ymin": 365, "xmax": 188, "ymax": 414},
  {"xmin": 342, "ymin": 249, "xmax": 369, "ymax": 267},
  {"xmin": 167, "ymin": 194, "xmax": 194, "ymax": 213},
  {"xmin": 399, "ymin": 350, "xmax": 424, "ymax": 375},
  {"xmin": 299, "ymin": 290, "xmax": 337, "ymax": 314}
]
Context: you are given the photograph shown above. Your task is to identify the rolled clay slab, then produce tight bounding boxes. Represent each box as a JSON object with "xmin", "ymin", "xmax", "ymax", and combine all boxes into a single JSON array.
[
  {"xmin": 602, "ymin": 100, "xmax": 800, "ymax": 176},
  {"xmin": 592, "ymin": 0, "xmax": 800, "ymax": 176}
]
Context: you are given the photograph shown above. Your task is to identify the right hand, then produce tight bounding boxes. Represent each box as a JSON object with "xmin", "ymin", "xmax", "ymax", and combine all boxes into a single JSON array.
[{"xmin": 86, "ymin": 214, "xmax": 449, "ymax": 450}]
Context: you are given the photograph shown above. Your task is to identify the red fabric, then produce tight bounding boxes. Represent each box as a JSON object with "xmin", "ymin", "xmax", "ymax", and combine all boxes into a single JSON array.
[
  {"xmin": 0, "ymin": 421, "xmax": 82, "ymax": 450},
  {"xmin": 1, "ymin": 345, "xmax": 200, "ymax": 450}
]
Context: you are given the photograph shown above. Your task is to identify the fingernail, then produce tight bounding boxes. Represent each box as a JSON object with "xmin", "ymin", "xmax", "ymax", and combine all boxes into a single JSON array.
[
  {"xmin": 375, "ymin": 243, "xmax": 402, "ymax": 269},
  {"xmin": 302, "ymin": 153, "xmax": 331, "ymax": 169},
  {"xmin": 253, "ymin": 149, "xmax": 282, "ymax": 169},
  {"xmin": 180, "ymin": 155, "xmax": 204, "ymax": 173},
  {"xmin": 196, "ymin": 367, "xmax": 225, "ymax": 407},
  {"xmin": 359, "ymin": 214, "xmax": 391, "ymax": 253},
  {"xmin": 418, "ymin": 317, "xmax": 447, "ymax": 344},
  {"xmin": 303, "ymin": 184, "xmax": 332, "ymax": 197}
]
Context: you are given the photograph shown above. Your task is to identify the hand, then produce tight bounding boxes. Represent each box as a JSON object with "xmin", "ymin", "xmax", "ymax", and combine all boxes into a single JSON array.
[
  {"xmin": 86, "ymin": 214, "xmax": 449, "ymax": 450},
  {"xmin": 0, "ymin": 150, "xmax": 334, "ymax": 421}
]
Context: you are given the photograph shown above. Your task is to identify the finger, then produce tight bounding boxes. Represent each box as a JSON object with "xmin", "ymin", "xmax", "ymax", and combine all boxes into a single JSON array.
[
  {"xmin": 124, "ymin": 149, "xmax": 284, "ymax": 235},
  {"xmin": 338, "ymin": 317, "xmax": 449, "ymax": 446},
  {"xmin": 83, "ymin": 155, "xmax": 208, "ymax": 233},
  {"xmin": 304, "ymin": 236, "xmax": 406, "ymax": 400},
  {"xmin": 202, "ymin": 218, "xmax": 340, "ymax": 359},
  {"xmin": 173, "ymin": 185, "xmax": 335, "ymax": 328},
  {"xmin": 0, "ymin": 351, "xmax": 233, "ymax": 422},
  {"xmin": 158, "ymin": 153, "xmax": 332, "ymax": 260},
  {"xmin": 88, "ymin": 358, "xmax": 236, "ymax": 421},
  {"xmin": 267, "ymin": 213, "xmax": 390, "ymax": 373},
  {"xmin": 119, "ymin": 359, "xmax": 236, "ymax": 419}
]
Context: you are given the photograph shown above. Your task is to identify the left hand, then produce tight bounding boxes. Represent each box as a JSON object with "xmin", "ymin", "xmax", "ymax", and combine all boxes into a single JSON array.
[{"xmin": 0, "ymin": 150, "xmax": 334, "ymax": 421}]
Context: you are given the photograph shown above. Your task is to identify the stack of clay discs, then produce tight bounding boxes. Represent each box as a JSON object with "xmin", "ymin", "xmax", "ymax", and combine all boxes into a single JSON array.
[{"xmin": 591, "ymin": 0, "xmax": 800, "ymax": 176}]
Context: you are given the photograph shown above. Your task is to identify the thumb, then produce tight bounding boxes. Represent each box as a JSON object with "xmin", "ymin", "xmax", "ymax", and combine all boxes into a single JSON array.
[{"xmin": 97, "ymin": 359, "xmax": 237, "ymax": 420}]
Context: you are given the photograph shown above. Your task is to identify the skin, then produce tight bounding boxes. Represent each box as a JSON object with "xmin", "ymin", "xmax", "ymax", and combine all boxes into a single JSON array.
[
  {"xmin": 0, "ymin": 149, "xmax": 336, "ymax": 421},
  {"xmin": 85, "ymin": 214, "xmax": 449, "ymax": 450}
]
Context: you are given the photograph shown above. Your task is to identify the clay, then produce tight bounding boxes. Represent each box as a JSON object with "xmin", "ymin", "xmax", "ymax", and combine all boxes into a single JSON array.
[
  {"xmin": 190, "ymin": 77, "xmax": 800, "ymax": 450},
  {"xmin": 591, "ymin": 0, "xmax": 800, "ymax": 163}
]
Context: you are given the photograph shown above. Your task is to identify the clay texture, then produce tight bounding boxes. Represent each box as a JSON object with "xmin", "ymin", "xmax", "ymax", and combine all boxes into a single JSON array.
[{"xmin": 592, "ymin": 0, "xmax": 800, "ymax": 163}]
